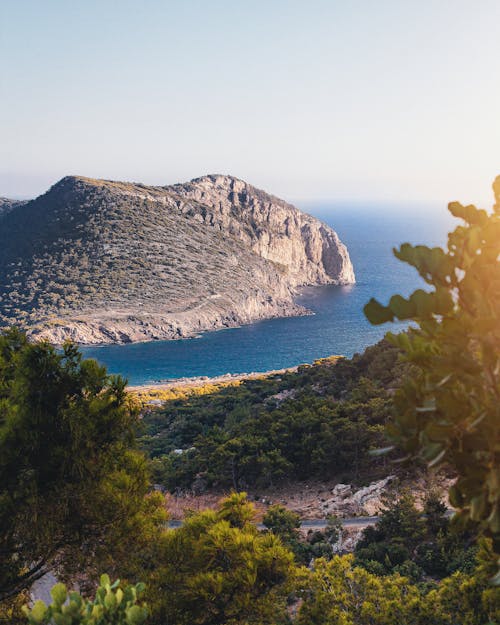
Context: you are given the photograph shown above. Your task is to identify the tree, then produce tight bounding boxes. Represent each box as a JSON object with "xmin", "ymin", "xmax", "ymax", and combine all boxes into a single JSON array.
[
  {"xmin": 147, "ymin": 493, "xmax": 294, "ymax": 625},
  {"xmin": 297, "ymin": 550, "xmax": 500, "ymax": 625},
  {"xmin": 263, "ymin": 505, "xmax": 341, "ymax": 566},
  {"xmin": 364, "ymin": 177, "xmax": 500, "ymax": 572},
  {"xmin": 0, "ymin": 328, "xmax": 165, "ymax": 602},
  {"xmin": 421, "ymin": 539, "xmax": 500, "ymax": 625},
  {"xmin": 262, "ymin": 504, "xmax": 301, "ymax": 539},
  {"xmin": 354, "ymin": 490, "xmax": 426, "ymax": 578},
  {"xmin": 296, "ymin": 555, "xmax": 422, "ymax": 625}
]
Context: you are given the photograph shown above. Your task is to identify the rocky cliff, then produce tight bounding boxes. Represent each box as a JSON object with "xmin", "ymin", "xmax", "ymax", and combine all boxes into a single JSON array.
[{"xmin": 0, "ymin": 175, "xmax": 354, "ymax": 344}]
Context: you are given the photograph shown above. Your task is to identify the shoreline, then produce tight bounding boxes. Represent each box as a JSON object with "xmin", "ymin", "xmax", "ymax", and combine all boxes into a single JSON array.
[{"xmin": 128, "ymin": 365, "xmax": 301, "ymax": 392}]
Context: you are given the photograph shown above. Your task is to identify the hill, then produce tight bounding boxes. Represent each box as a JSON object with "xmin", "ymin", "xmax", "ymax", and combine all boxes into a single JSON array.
[
  {"xmin": 0, "ymin": 197, "xmax": 26, "ymax": 217},
  {"xmin": 139, "ymin": 339, "xmax": 412, "ymax": 493},
  {"xmin": 0, "ymin": 174, "xmax": 354, "ymax": 344}
]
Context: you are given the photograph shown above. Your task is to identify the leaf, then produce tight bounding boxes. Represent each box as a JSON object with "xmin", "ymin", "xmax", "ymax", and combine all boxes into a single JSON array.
[
  {"xmin": 364, "ymin": 299, "xmax": 394, "ymax": 325},
  {"xmin": 100, "ymin": 573, "xmax": 111, "ymax": 588},
  {"xmin": 389, "ymin": 294, "xmax": 415, "ymax": 320},
  {"xmin": 50, "ymin": 582, "xmax": 67, "ymax": 606},
  {"xmin": 428, "ymin": 447, "xmax": 447, "ymax": 467},
  {"xmin": 448, "ymin": 201, "xmax": 466, "ymax": 220},
  {"xmin": 30, "ymin": 600, "xmax": 47, "ymax": 623},
  {"xmin": 435, "ymin": 373, "xmax": 453, "ymax": 388},
  {"xmin": 126, "ymin": 605, "xmax": 148, "ymax": 625},
  {"xmin": 415, "ymin": 397, "xmax": 436, "ymax": 412}
]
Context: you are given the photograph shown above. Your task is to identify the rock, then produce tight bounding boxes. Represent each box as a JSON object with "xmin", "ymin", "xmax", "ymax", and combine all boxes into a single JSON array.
[
  {"xmin": 331, "ymin": 483, "xmax": 353, "ymax": 499},
  {"xmin": 0, "ymin": 175, "xmax": 354, "ymax": 345},
  {"xmin": 170, "ymin": 175, "xmax": 355, "ymax": 287},
  {"xmin": 331, "ymin": 525, "xmax": 367, "ymax": 554},
  {"xmin": 30, "ymin": 571, "xmax": 59, "ymax": 605},
  {"xmin": 320, "ymin": 476, "xmax": 396, "ymax": 517}
]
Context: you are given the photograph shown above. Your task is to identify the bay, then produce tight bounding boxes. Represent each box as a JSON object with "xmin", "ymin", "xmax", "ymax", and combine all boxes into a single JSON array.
[{"xmin": 81, "ymin": 202, "xmax": 455, "ymax": 385}]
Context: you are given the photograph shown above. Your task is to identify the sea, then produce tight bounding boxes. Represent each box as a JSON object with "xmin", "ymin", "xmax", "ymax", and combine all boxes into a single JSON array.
[{"xmin": 81, "ymin": 202, "xmax": 455, "ymax": 385}]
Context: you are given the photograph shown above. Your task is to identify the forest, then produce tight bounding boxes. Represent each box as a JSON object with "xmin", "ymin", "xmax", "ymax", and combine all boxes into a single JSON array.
[{"xmin": 141, "ymin": 339, "xmax": 410, "ymax": 491}]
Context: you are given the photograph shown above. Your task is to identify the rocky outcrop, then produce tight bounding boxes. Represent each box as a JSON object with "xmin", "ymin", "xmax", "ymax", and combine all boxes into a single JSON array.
[
  {"xmin": 0, "ymin": 174, "xmax": 354, "ymax": 345},
  {"xmin": 320, "ymin": 476, "xmax": 397, "ymax": 517},
  {"xmin": 169, "ymin": 175, "xmax": 355, "ymax": 287}
]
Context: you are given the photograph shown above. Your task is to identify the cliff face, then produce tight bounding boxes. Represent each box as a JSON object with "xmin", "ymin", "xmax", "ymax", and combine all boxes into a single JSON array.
[
  {"xmin": 0, "ymin": 175, "xmax": 354, "ymax": 344},
  {"xmin": 169, "ymin": 175, "xmax": 355, "ymax": 287}
]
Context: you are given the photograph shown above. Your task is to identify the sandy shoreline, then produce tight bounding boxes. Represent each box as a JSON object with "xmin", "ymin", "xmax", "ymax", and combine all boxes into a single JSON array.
[{"xmin": 128, "ymin": 365, "xmax": 300, "ymax": 392}]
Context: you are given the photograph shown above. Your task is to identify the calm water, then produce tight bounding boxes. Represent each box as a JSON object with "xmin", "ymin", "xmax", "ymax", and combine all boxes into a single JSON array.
[{"xmin": 82, "ymin": 203, "xmax": 454, "ymax": 385}]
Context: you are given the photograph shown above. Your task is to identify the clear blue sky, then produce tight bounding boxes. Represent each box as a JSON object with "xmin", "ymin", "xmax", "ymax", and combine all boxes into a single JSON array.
[{"xmin": 1, "ymin": 0, "xmax": 500, "ymax": 206}]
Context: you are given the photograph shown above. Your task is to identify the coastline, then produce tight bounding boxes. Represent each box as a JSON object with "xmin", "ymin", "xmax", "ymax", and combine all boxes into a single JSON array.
[
  {"xmin": 128, "ymin": 365, "xmax": 300, "ymax": 393},
  {"xmin": 26, "ymin": 296, "xmax": 311, "ymax": 346}
]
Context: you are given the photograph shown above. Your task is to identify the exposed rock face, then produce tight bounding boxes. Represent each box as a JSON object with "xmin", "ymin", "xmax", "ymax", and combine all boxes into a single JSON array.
[
  {"xmin": 0, "ymin": 174, "xmax": 354, "ymax": 344},
  {"xmin": 170, "ymin": 175, "xmax": 355, "ymax": 287},
  {"xmin": 320, "ymin": 476, "xmax": 397, "ymax": 517}
]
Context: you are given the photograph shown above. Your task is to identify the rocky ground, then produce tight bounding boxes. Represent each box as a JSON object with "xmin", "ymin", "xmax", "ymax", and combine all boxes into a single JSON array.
[{"xmin": 164, "ymin": 472, "xmax": 453, "ymax": 521}]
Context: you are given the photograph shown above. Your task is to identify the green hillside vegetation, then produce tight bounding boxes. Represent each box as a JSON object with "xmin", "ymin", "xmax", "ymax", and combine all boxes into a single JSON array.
[
  {"xmin": 354, "ymin": 489, "xmax": 478, "ymax": 581},
  {"xmin": 141, "ymin": 339, "xmax": 411, "ymax": 491}
]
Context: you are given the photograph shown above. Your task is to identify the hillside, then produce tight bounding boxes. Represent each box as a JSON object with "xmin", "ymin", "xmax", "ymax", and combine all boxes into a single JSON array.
[
  {"xmin": 140, "ymin": 339, "xmax": 413, "ymax": 494},
  {"xmin": 0, "ymin": 174, "xmax": 354, "ymax": 344},
  {"xmin": 0, "ymin": 197, "xmax": 26, "ymax": 217}
]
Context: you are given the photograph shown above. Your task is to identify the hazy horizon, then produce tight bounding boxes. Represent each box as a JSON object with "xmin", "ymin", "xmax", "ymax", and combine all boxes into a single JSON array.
[{"xmin": 2, "ymin": 1, "xmax": 500, "ymax": 207}]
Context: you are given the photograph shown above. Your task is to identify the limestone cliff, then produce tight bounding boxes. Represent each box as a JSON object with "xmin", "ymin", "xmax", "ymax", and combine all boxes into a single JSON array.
[
  {"xmin": 0, "ymin": 175, "xmax": 354, "ymax": 344},
  {"xmin": 169, "ymin": 175, "xmax": 355, "ymax": 287}
]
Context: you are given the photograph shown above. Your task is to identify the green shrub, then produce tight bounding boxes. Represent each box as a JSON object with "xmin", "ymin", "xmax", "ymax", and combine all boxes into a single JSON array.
[{"xmin": 23, "ymin": 575, "xmax": 148, "ymax": 625}]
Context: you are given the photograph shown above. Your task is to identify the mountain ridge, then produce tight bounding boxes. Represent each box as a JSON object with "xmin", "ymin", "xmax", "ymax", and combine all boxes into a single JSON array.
[{"xmin": 0, "ymin": 174, "xmax": 354, "ymax": 344}]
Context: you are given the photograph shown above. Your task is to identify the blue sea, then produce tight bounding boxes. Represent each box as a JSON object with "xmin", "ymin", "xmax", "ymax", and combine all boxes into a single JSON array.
[{"xmin": 81, "ymin": 202, "xmax": 455, "ymax": 385}]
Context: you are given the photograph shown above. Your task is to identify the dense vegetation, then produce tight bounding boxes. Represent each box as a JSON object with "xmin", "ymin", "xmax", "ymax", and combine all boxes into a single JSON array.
[
  {"xmin": 354, "ymin": 490, "xmax": 478, "ymax": 580},
  {"xmin": 0, "ymin": 328, "xmax": 165, "ymax": 603},
  {"xmin": 20, "ymin": 495, "xmax": 500, "ymax": 625},
  {"xmin": 142, "ymin": 339, "xmax": 410, "ymax": 491},
  {"xmin": 365, "ymin": 175, "xmax": 500, "ymax": 572},
  {"xmin": 2, "ymin": 331, "xmax": 499, "ymax": 625}
]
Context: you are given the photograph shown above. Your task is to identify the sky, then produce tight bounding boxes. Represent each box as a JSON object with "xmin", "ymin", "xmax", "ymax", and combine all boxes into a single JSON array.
[{"xmin": 1, "ymin": 0, "xmax": 500, "ymax": 207}]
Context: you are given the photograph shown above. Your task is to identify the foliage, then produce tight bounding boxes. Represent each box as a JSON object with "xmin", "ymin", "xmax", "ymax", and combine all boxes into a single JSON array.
[
  {"xmin": 263, "ymin": 505, "xmax": 341, "ymax": 565},
  {"xmin": 142, "ymin": 339, "xmax": 409, "ymax": 490},
  {"xmin": 0, "ymin": 589, "xmax": 28, "ymax": 625},
  {"xmin": 296, "ymin": 550, "xmax": 500, "ymax": 625},
  {"xmin": 355, "ymin": 490, "xmax": 476, "ymax": 580},
  {"xmin": 22, "ymin": 575, "xmax": 148, "ymax": 625},
  {"xmin": 296, "ymin": 555, "xmax": 422, "ymax": 625},
  {"xmin": 421, "ymin": 539, "xmax": 500, "ymax": 625},
  {"xmin": 146, "ymin": 493, "xmax": 294, "ymax": 625},
  {"xmin": 364, "ymin": 177, "xmax": 500, "ymax": 570},
  {"xmin": 0, "ymin": 328, "xmax": 166, "ymax": 602}
]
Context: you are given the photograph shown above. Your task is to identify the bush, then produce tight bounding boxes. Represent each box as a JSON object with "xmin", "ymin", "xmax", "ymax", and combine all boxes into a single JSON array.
[{"xmin": 23, "ymin": 575, "xmax": 148, "ymax": 625}]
